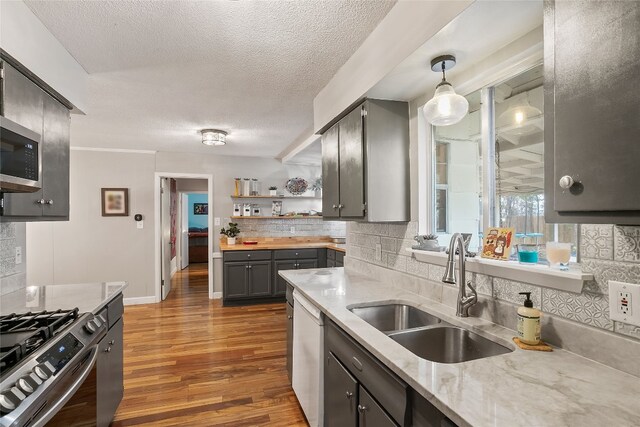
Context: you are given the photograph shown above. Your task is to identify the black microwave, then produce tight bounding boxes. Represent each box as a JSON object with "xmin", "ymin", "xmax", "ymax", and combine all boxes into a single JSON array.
[{"xmin": 0, "ymin": 116, "xmax": 42, "ymax": 193}]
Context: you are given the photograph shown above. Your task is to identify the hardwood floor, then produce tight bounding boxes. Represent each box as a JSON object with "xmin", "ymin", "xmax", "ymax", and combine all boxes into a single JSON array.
[{"xmin": 112, "ymin": 263, "xmax": 308, "ymax": 426}]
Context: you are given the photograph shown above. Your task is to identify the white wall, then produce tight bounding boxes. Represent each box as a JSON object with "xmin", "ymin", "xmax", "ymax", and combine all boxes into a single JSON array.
[
  {"xmin": 313, "ymin": 0, "xmax": 473, "ymax": 131},
  {"xmin": 0, "ymin": 1, "xmax": 88, "ymax": 112},
  {"xmin": 27, "ymin": 149, "xmax": 156, "ymax": 298}
]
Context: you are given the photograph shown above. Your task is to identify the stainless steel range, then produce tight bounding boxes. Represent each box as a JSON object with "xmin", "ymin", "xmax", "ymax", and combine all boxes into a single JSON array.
[{"xmin": 0, "ymin": 309, "xmax": 108, "ymax": 427}]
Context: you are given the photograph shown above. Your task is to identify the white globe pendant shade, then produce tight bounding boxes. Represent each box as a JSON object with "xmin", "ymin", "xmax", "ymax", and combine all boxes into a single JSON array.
[{"xmin": 424, "ymin": 83, "xmax": 469, "ymax": 126}]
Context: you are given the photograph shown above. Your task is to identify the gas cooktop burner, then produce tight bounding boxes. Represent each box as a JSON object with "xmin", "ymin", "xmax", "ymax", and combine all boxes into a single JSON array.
[{"xmin": 0, "ymin": 309, "xmax": 79, "ymax": 377}]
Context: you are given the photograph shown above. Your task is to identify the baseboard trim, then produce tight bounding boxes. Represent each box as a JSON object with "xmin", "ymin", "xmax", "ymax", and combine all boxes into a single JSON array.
[
  {"xmin": 212, "ymin": 292, "xmax": 222, "ymax": 299},
  {"xmin": 124, "ymin": 296, "xmax": 157, "ymax": 306}
]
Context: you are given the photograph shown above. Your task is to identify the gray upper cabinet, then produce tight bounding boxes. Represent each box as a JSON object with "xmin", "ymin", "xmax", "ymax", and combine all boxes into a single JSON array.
[
  {"xmin": 1, "ymin": 61, "xmax": 71, "ymax": 220},
  {"xmin": 544, "ymin": 0, "xmax": 640, "ymax": 224},
  {"xmin": 321, "ymin": 99, "xmax": 409, "ymax": 222}
]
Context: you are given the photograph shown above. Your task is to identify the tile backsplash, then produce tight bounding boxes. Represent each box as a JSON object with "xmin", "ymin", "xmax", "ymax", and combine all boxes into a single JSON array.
[
  {"xmin": 229, "ymin": 217, "xmax": 345, "ymax": 238},
  {"xmin": 347, "ymin": 222, "xmax": 640, "ymax": 342},
  {"xmin": 0, "ymin": 222, "xmax": 27, "ymax": 296}
]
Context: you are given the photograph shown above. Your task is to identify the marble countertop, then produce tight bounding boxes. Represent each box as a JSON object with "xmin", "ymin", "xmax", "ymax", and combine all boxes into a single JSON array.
[
  {"xmin": 0, "ymin": 282, "xmax": 128, "ymax": 316},
  {"xmin": 220, "ymin": 241, "xmax": 346, "ymax": 253},
  {"xmin": 279, "ymin": 268, "xmax": 640, "ymax": 427}
]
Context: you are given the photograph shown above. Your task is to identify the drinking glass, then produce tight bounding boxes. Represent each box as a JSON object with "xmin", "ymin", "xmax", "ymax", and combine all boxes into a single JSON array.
[
  {"xmin": 517, "ymin": 244, "xmax": 539, "ymax": 264},
  {"xmin": 546, "ymin": 242, "xmax": 571, "ymax": 270}
]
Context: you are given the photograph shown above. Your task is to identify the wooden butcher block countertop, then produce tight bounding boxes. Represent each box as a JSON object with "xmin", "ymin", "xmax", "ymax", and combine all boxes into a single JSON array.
[{"xmin": 219, "ymin": 236, "xmax": 346, "ymax": 253}]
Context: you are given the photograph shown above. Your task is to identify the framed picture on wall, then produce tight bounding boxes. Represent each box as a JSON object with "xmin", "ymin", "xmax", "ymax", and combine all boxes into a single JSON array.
[
  {"xmin": 101, "ymin": 188, "xmax": 129, "ymax": 217},
  {"xmin": 194, "ymin": 203, "xmax": 208, "ymax": 215}
]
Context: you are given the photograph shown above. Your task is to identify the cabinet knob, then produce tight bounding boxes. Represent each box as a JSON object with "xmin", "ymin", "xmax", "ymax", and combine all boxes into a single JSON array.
[
  {"xmin": 357, "ymin": 404, "xmax": 368, "ymax": 413},
  {"xmin": 45, "ymin": 199, "xmax": 53, "ymax": 205},
  {"xmin": 287, "ymin": 315, "xmax": 293, "ymax": 320},
  {"xmin": 345, "ymin": 391, "xmax": 353, "ymax": 399},
  {"xmin": 338, "ymin": 204, "xmax": 344, "ymax": 209},
  {"xmin": 104, "ymin": 346, "xmax": 112, "ymax": 353},
  {"xmin": 248, "ymin": 265, "xmax": 252, "ymax": 269},
  {"xmin": 559, "ymin": 175, "xmax": 575, "ymax": 189},
  {"xmin": 109, "ymin": 339, "xmax": 115, "ymax": 345},
  {"xmin": 332, "ymin": 204, "xmax": 338, "ymax": 209},
  {"xmin": 35, "ymin": 199, "xmax": 45, "ymax": 205},
  {"xmin": 247, "ymin": 254, "xmax": 251, "ymax": 258}
]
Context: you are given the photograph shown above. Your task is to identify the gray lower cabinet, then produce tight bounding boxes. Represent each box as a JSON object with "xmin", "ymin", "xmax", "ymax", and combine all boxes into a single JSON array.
[
  {"xmin": 359, "ymin": 385, "xmax": 397, "ymax": 427},
  {"xmin": 1, "ymin": 61, "xmax": 70, "ymax": 220},
  {"xmin": 327, "ymin": 249, "xmax": 345, "ymax": 267},
  {"xmin": 274, "ymin": 260, "xmax": 297, "ymax": 296},
  {"xmin": 544, "ymin": 0, "xmax": 640, "ymax": 223},
  {"xmin": 327, "ymin": 259, "xmax": 336, "ymax": 268},
  {"xmin": 97, "ymin": 318, "xmax": 123, "ymax": 427},
  {"xmin": 286, "ymin": 285, "xmax": 294, "ymax": 382},
  {"xmin": 325, "ymin": 352, "xmax": 358, "ymax": 426},
  {"xmin": 223, "ymin": 260, "xmax": 272, "ymax": 301}
]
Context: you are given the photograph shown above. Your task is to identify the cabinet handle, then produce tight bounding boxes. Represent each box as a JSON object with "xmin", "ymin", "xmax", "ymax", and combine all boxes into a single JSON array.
[
  {"xmin": 351, "ymin": 356, "xmax": 363, "ymax": 371},
  {"xmin": 345, "ymin": 391, "xmax": 353, "ymax": 399},
  {"xmin": 35, "ymin": 199, "xmax": 45, "ymax": 205},
  {"xmin": 45, "ymin": 199, "xmax": 53, "ymax": 205},
  {"xmin": 559, "ymin": 175, "xmax": 575, "ymax": 189},
  {"xmin": 357, "ymin": 404, "xmax": 368, "ymax": 413}
]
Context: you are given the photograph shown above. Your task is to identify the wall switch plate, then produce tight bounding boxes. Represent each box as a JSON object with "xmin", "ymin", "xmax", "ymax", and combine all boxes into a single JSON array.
[
  {"xmin": 214, "ymin": 217, "xmax": 221, "ymax": 226},
  {"xmin": 290, "ymin": 226, "xmax": 296, "ymax": 234},
  {"xmin": 609, "ymin": 280, "xmax": 640, "ymax": 326},
  {"xmin": 137, "ymin": 220, "xmax": 144, "ymax": 229},
  {"xmin": 15, "ymin": 247, "xmax": 22, "ymax": 265}
]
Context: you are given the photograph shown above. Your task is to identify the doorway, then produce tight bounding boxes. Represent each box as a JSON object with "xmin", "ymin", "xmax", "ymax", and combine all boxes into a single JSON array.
[{"xmin": 155, "ymin": 173, "xmax": 214, "ymax": 302}]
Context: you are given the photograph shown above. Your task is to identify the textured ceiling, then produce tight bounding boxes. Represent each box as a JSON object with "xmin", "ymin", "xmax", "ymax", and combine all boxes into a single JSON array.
[{"xmin": 25, "ymin": 0, "xmax": 396, "ymax": 157}]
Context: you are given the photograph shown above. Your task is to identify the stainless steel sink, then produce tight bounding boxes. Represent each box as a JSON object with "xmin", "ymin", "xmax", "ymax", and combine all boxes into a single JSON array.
[
  {"xmin": 388, "ymin": 326, "xmax": 512, "ymax": 363},
  {"xmin": 349, "ymin": 304, "xmax": 445, "ymax": 333}
]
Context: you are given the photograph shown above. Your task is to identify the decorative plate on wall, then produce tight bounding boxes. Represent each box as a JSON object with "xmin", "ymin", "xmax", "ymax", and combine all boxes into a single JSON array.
[{"xmin": 285, "ymin": 177, "xmax": 308, "ymax": 195}]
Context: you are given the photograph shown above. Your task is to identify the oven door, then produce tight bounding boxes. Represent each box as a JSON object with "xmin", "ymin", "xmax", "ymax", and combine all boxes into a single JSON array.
[{"xmin": 30, "ymin": 346, "xmax": 98, "ymax": 427}]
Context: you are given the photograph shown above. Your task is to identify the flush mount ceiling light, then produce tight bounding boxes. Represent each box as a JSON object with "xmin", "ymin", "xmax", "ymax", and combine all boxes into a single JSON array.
[
  {"xmin": 423, "ymin": 55, "xmax": 469, "ymax": 127},
  {"xmin": 201, "ymin": 129, "xmax": 227, "ymax": 146}
]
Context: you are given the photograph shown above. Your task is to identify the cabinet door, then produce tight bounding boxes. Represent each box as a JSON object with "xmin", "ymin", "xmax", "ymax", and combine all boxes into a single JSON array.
[
  {"xmin": 327, "ymin": 259, "xmax": 336, "ymax": 268},
  {"xmin": 2, "ymin": 63, "xmax": 44, "ymax": 216},
  {"xmin": 41, "ymin": 94, "xmax": 70, "ymax": 217},
  {"xmin": 548, "ymin": 1, "xmax": 640, "ymax": 213},
  {"xmin": 97, "ymin": 318, "xmax": 124, "ymax": 427},
  {"xmin": 322, "ymin": 123, "xmax": 341, "ymax": 219},
  {"xmin": 325, "ymin": 352, "xmax": 358, "ymax": 427},
  {"xmin": 358, "ymin": 385, "xmax": 398, "ymax": 427},
  {"xmin": 286, "ymin": 302, "xmax": 294, "ymax": 382},
  {"xmin": 224, "ymin": 262, "xmax": 248, "ymax": 298},
  {"xmin": 274, "ymin": 260, "xmax": 297, "ymax": 296},
  {"xmin": 339, "ymin": 106, "xmax": 365, "ymax": 218},
  {"xmin": 248, "ymin": 260, "xmax": 271, "ymax": 297},
  {"xmin": 296, "ymin": 259, "xmax": 318, "ymax": 270}
]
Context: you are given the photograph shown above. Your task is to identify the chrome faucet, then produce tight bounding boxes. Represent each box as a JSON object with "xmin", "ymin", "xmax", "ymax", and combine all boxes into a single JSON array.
[{"xmin": 442, "ymin": 233, "xmax": 478, "ymax": 317}]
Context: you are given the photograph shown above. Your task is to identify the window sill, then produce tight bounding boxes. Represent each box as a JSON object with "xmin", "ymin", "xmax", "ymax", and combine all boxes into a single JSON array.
[{"xmin": 407, "ymin": 249, "xmax": 592, "ymax": 293}]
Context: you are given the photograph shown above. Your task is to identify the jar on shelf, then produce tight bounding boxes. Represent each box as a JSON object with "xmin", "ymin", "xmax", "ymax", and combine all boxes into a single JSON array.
[
  {"xmin": 250, "ymin": 178, "xmax": 260, "ymax": 196},
  {"xmin": 234, "ymin": 178, "xmax": 241, "ymax": 196},
  {"xmin": 242, "ymin": 178, "xmax": 251, "ymax": 196}
]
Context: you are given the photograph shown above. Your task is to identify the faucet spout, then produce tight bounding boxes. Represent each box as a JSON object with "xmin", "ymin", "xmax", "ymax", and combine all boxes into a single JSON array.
[{"xmin": 442, "ymin": 233, "xmax": 478, "ymax": 317}]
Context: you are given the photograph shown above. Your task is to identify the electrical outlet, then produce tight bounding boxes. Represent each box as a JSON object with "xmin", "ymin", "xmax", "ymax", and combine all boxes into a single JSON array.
[
  {"xmin": 15, "ymin": 247, "xmax": 22, "ymax": 265},
  {"xmin": 609, "ymin": 281, "xmax": 640, "ymax": 326},
  {"xmin": 137, "ymin": 220, "xmax": 144, "ymax": 229},
  {"xmin": 375, "ymin": 243, "xmax": 382, "ymax": 262},
  {"xmin": 214, "ymin": 217, "xmax": 221, "ymax": 226},
  {"xmin": 290, "ymin": 226, "xmax": 296, "ymax": 234}
]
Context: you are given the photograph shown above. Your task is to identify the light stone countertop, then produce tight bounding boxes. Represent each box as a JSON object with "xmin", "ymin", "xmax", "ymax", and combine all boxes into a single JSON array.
[
  {"xmin": 279, "ymin": 268, "xmax": 640, "ymax": 427},
  {"xmin": 0, "ymin": 281, "xmax": 128, "ymax": 316}
]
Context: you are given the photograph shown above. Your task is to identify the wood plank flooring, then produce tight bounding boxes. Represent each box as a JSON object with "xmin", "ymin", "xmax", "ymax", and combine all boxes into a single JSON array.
[{"xmin": 112, "ymin": 264, "xmax": 308, "ymax": 426}]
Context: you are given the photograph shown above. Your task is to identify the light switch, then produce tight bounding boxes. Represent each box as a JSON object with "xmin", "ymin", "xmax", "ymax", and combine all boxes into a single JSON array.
[
  {"xmin": 15, "ymin": 247, "xmax": 22, "ymax": 265},
  {"xmin": 214, "ymin": 217, "xmax": 221, "ymax": 226}
]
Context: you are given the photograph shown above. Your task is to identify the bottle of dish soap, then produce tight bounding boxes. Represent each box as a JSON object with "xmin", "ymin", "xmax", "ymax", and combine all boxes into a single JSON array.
[{"xmin": 517, "ymin": 292, "xmax": 541, "ymax": 345}]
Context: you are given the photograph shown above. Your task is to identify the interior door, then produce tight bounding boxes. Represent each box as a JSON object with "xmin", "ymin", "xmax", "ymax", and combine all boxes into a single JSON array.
[
  {"xmin": 339, "ymin": 106, "xmax": 365, "ymax": 218},
  {"xmin": 180, "ymin": 193, "xmax": 189, "ymax": 269},
  {"xmin": 160, "ymin": 178, "xmax": 172, "ymax": 300}
]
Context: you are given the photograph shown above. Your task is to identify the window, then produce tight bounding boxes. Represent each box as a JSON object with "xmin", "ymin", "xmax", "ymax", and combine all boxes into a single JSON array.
[{"xmin": 421, "ymin": 64, "xmax": 578, "ymax": 260}]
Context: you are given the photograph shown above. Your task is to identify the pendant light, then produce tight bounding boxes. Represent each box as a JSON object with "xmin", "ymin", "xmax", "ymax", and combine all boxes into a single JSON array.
[
  {"xmin": 201, "ymin": 129, "xmax": 227, "ymax": 146},
  {"xmin": 498, "ymin": 92, "xmax": 542, "ymax": 135},
  {"xmin": 423, "ymin": 55, "xmax": 469, "ymax": 126}
]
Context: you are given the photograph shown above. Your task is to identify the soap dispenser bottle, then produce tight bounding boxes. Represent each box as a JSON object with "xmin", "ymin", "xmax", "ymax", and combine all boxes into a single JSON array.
[{"xmin": 517, "ymin": 292, "xmax": 541, "ymax": 345}]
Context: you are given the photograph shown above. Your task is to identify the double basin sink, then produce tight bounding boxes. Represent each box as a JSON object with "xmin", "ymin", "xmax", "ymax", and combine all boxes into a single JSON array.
[{"xmin": 349, "ymin": 304, "xmax": 512, "ymax": 363}]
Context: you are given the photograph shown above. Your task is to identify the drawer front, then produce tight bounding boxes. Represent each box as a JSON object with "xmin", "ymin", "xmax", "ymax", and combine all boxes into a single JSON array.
[
  {"xmin": 273, "ymin": 248, "xmax": 319, "ymax": 260},
  {"xmin": 327, "ymin": 249, "xmax": 336, "ymax": 260},
  {"xmin": 224, "ymin": 250, "xmax": 272, "ymax": 262},
  {"xmin": 336, "ymin": 251, "xmax": 345, "ymax": 264},
  {"xmin": 107, "ymin": 293, "xmax": 124, "ymax": 328},
  {"xmin": 326, "ymin": 321, "xmax": 408, "ymax": 426}
]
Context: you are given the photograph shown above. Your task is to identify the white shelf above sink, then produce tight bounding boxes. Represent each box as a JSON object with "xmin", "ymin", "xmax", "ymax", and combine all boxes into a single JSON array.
[{"xmin": 407, "ymin": 249, "xmax": 592, "ymax": 293}]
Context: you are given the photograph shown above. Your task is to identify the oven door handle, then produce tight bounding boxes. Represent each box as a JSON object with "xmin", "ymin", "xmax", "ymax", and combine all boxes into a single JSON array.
[{"xmin": 31, "ymin": 345, "xmax": 99, "ymax": 427}]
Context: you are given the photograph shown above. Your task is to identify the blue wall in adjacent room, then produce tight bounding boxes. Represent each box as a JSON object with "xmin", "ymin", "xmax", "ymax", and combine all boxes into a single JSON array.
[{"xmin": 188, "ymin": 193, "xmax": 208, "ymax": 229}]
